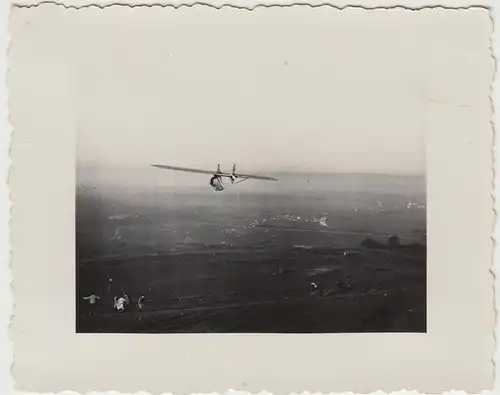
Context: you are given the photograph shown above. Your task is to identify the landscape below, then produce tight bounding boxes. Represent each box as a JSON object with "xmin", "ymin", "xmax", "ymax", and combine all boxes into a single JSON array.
[{"xmin": 76, "ymin": 172, "xmax": 426, "ymax": 333}]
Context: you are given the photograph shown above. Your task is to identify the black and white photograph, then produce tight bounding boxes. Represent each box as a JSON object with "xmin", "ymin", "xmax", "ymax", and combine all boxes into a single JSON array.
[
  {"xmin": 74, "ymin": 7, "xmax": 427, "ymax": 334},
  {"xmin": 9, "ymin": 3, "xmax": 495, "ymax": 393}
]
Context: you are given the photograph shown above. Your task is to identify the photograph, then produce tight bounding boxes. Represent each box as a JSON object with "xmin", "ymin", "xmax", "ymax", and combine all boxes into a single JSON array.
[
  {"xmin": 74, "ymin": 7, "xmax": 427, "ymax": 333},
  {"xmin": 10, "ymin": 3, "xmax": 496, "ymax": 394}
]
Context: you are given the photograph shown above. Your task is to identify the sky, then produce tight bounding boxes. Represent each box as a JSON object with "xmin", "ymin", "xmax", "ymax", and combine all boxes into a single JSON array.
[{"xmin": 66, "ymin": 7, "xmax": 432, "ymax": 176}]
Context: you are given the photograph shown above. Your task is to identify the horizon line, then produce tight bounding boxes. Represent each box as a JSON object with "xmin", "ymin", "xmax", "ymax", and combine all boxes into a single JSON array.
[{"xmin": 77, "ymin": 163, "xmax": 425, "ymax": 177}]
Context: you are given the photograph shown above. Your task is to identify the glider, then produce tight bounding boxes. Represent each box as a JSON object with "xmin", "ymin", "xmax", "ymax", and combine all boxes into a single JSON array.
[{"xmin": 151, "ymin": 163, "xmax": 278, "ymax": 192}]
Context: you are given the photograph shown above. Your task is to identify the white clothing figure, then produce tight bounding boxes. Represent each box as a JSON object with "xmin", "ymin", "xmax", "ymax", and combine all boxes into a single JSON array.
[
  {"xmin": 114, "ymin": 296, "xmax": 126, "ymax": 312},
  {"xmin": 83, "ymin": 294, "xmax": 100, "ymax": 305},
  {"xmin": 309, "ymin": 281, "xmax": 320, "ymax": 296}
]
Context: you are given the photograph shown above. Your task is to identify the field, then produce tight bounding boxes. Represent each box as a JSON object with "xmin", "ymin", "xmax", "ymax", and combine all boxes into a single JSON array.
[{"xmin": 76, "ymin": 171, "xmax": 426, "ymax": 333}]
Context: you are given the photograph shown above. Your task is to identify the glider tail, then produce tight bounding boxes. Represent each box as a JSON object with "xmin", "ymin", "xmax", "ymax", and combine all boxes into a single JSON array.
[{"xmin": 230, "ymin": 164, "xmax": 237, "ymax": 183}]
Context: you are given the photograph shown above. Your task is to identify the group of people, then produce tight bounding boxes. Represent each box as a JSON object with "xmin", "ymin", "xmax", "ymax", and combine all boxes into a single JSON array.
[
  {"xmin": 308, "ymin": 276, "xmax": 353, "ymax": 297},
  {"xmin": 82, "ymin": 292, "xmax": 146, "ymax": 313},
  {"xmin": 81, "ymin": 278, "xmax": 147, "ymax": 315},
  {"xmin": 113, "ymin": 293, "xmax": 146, "ymax": 312}
]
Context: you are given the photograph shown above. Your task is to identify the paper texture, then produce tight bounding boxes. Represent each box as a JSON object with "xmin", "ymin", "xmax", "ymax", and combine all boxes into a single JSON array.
[{"xmin": 8, "ymin": 4, "xmax": 494, "ymax": 394}]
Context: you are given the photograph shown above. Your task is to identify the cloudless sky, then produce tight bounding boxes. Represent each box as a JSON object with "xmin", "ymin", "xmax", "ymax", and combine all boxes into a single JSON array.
[{"xmin": 67, "ymin": 7, "xmax": 430, "ymax": 175}]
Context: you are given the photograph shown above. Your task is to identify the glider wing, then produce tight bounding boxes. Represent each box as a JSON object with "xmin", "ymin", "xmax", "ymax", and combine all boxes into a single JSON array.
[
  {"xmin": 236, "ymin": 173, "xmax": 278, "ymax": 181},
  {"xmin": 151, "ymin": 164, "xmax": 218, "ymax": 175}
]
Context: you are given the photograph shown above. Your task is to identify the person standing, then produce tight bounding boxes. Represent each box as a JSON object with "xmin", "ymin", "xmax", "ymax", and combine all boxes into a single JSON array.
[
  {"xmin": 137, "ymin": 294, "xmax": 145, "ymax": 310},
  {"xmin": 82, "ymin": 294, "xmax": 100, "ymax": 315},
  {"xmin": 83, "ymin": 294, "xmax": 100, "ymax": 305},
  {"xmin": 309, "ymin": 281, "xmax": 319, "ymax": 296}
]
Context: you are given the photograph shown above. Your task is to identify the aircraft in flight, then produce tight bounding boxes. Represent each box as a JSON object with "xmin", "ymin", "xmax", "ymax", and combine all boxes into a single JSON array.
[{"xmin": 151, "ymin": 163, "xmax": 278, "ymax": 192}]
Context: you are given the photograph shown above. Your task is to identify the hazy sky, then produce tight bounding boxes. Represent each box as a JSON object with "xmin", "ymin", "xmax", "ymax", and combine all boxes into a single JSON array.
[{"xmin": 66, "ymin": 7, "xmax": 432, "ymax": 175}]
